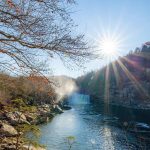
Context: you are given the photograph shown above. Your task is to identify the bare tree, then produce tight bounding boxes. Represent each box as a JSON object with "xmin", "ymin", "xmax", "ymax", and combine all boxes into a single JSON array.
[{"xmin": 0, "ymin": 0, "xmax": 93, "ymax": 76}]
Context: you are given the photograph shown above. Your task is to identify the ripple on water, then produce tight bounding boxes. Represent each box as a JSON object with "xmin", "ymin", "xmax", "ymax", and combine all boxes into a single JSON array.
[{"xmin": 39, "ymin": 105, "xmax": 148, "ymax": 150}]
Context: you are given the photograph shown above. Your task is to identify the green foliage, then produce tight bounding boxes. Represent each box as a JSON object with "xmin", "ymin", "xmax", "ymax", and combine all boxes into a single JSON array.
[
  {"xmin": 21, "ymin": 125, "xmax": 45, "ymax": 150},
  {"xmin": 17, "ymin": 124, "xmax": 40, "ymax": 137},
  {"xmin": 66, "ymin": 136, "xmax": 76, "ymax": 150},
  {"xmin": 67, "ymin": 136, "xmax": 75, "ymax": 141}
]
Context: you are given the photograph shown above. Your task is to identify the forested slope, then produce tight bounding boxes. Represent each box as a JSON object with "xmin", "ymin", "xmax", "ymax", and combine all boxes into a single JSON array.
[{"xmin": 77, "ymin": 42, "xmax": 150, "ymax": 108}]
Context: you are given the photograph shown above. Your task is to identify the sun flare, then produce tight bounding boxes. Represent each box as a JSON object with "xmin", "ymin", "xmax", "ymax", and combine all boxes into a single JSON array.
[
  {"xmin": 99, "ymin": 37, "xmax": 119, "ymax": 59},
  {"xmin": 96, "ymin": 31, "xmax": 124, "ymax": 61},
  {"xmin": 101, "ymin": 39, "xmax": 117, "ymax": 55}
]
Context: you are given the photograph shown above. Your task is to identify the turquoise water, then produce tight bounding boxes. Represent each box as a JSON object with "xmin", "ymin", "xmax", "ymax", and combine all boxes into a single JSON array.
[{"xmin": 39, "ymin": 94, "xmax": 149, "ymax": 150}]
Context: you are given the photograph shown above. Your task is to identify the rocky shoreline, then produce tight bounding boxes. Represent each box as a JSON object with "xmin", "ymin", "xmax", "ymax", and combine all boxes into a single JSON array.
[{"xmin": 0, "ymin": 103, "xmax": 71, "ymax": 150}]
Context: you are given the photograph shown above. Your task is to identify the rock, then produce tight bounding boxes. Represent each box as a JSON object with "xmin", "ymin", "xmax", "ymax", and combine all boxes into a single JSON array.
[
  {"xmin": 37, "ymin": 105, "xmax": 51, "ymax": 116},
  {"xmin": 0, "ymin": 122, "xmax": 18, "ymax": 137},
  {"xmin": 5, "ymin": 111, "xmax": 30, "ymax": 125},
  {"xmin": 38, "ymin": 108, "xmax": 49, "ymax": 115},
  {"xmin": 62, "ymin": 105, "xmax": 72, "ymax": 110},
  {"xmin": 52, "ymin": 105, "xmax": 63, "ymax": 114},
  {"xmin": 36, "ymin": 116, "xmax": 48, "ymax": 124},
  {"xmin": 5, "ymin": 145, "xmax": 16, "ymax": 150},
  {"xmin": 25, "ymin": 113, "xmax": 37, "ymax": 123},
  {"xmin": 41, "ymin": 104, "xmax": 50, "ymax": 109},
  {"xmin": 0, "ymin": 142, "xmax": 17, "ymax": 150},
  {"xmin": 36, "ymin": 112, "xmax": 54, "ymax": 124},
  {"xmin": 40, "ymin": 104, "xmax": 50, "ymax": 111}
]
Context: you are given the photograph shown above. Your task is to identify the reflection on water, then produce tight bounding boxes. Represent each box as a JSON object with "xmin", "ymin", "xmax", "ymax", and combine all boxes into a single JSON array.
[
  {"xmin": 39, "ymin": 94, "xmax": 150, "ymax": 150},
  {"xmin": 102, "ymin": 127, "xmax": 115, "ymax": 150}
]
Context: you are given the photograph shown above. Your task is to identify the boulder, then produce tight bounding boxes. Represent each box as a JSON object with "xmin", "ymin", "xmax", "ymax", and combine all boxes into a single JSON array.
[
  {"xmin": 52, "ymin": 105, "xmax": 63, "ymax": 114},
  {"xmin": 0, "ymin": 122, "xmax": 18, "ymax": 137},
  {"xmin": 62, "ymin": 105, "xmax": 72, "ymax": 110},
  {"xmin": 5, "ymin": 111, "xmax": 30, "ymax": 125}
]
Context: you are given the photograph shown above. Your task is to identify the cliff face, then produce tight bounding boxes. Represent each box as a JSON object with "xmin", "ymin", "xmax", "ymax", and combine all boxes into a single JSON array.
[{"xmin": 76, "ymin": 43, "xmax": 150, "ymax": 109}]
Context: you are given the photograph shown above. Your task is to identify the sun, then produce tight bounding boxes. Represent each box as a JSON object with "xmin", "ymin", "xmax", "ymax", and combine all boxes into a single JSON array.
[
  {"xmin": 95, "ymin": 29, "xmax": 125, "ymax": 61},
  {"xmin": 99, "ymin": 37, "xmax": 119, "ymax": 59},
  {"xmin": 102, "ymin": 39, "xmax": 117, "ymax": 54}
]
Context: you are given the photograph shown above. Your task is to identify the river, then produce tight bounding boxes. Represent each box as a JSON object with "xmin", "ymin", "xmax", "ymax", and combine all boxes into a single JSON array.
[{"xmin": 39, "ymin": 93, "xmax": 150, "ymax": 150}]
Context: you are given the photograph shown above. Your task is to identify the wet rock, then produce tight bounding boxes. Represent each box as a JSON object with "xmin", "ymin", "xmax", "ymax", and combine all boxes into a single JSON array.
[
  {"xmin": 62, "ymin": 105, "xmax": 72, "ymax": 110},
  {"xmin": 52, "ymin": 105, "xmax": 63, "ymax": 114}
]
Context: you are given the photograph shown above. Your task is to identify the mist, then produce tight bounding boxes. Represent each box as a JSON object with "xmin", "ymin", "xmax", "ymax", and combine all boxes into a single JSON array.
[{"xmin": 51, "ymin": 76, "xmax": 78, "ymax": 102}]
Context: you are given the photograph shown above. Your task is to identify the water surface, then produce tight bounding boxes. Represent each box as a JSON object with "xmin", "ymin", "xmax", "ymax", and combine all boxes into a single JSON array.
[{"xmin": 39, "ymin": 94, "xmax": 150, "ymax": 150}]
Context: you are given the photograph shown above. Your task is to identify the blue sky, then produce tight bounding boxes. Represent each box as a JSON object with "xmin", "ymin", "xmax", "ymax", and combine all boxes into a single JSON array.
[{"xmin": 53, "ymin": 0, "xmax": 150, "ymax": 78}]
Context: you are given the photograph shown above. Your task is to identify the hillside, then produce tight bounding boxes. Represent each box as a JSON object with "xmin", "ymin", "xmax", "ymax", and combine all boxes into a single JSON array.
[{"xmin": 76, "ymin": 42, "xmax": 150, "ymax": 109}]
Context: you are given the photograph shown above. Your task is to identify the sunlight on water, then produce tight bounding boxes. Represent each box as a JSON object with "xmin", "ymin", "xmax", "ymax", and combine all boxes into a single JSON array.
[
  {"xmin": 54, "ymin": 109, "xmax": 77, "ymax": 132},
  {"xmin": 39, "ymin": 93, "xmax": 146, "ymax": 150},
  {"xmin": 102, "ymin": 126, "xmax": 115, "ymax": 150}
]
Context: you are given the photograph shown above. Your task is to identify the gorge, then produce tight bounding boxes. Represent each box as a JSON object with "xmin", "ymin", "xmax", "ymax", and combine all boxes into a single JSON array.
[
  {"xmin": 1, "ymin": 0, "xmax": 150, "ymax": 149},
  {"xmin": 1, "ymin": 42, "xmax": 150, "ymax": 150}
]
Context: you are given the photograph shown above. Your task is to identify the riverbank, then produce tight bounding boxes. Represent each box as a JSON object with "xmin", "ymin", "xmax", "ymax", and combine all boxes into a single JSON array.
[{"xmin": 0, "ymin": 102, "xmax": 69, "ymax": 150}]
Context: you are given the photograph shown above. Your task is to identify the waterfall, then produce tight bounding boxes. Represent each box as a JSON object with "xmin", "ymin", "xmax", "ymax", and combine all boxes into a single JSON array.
[{"xmin": 69, "ymin": 93, "xmax": 90, "ymax": 105}]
